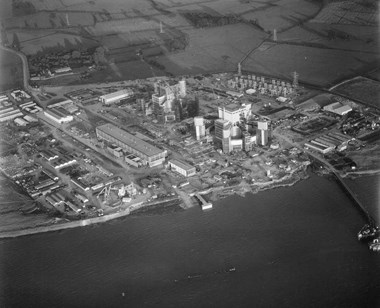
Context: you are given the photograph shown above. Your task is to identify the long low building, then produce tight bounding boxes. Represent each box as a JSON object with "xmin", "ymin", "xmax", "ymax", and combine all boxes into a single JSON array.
[
  {"xmin": 44, "ymin": 108, "xmax": 73, "ymax": 124},
  {"xmin": 168, "ymin": 159, "xmax": 196, "ymax": 177},
  {"xmin": 0, "ymin": 110, "xmax": 23, "ymax": 122},
  {"xmin": 99, "ymin": 89, "xmax": 133, "ymax": 104},
  {"xmin": 96, "ymin": 123, "xmax": 166, "ymax": 167}
]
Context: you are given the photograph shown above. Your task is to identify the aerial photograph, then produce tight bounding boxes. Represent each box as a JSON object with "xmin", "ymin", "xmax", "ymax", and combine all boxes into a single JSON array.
[{"xmin": 0, "ymin": 0, "xmax": 379, "ymax": 307}]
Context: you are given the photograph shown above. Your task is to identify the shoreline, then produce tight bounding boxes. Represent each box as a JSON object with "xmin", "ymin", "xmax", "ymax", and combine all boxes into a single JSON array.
[
  {"xmin": 0, "ymin": 168, "xmax": 309, "ymax": 239},
  {"xmin": 0, "ymin": 197, "xmax": 181, "ymax": 239}
]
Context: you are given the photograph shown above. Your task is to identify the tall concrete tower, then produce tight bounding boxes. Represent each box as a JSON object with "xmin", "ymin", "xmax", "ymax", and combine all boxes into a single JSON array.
[
  {"xmin": 256, "ymin": 120, "xmax": 269, "ymax": 146},
  {"xmin": 194, "ymin": 116, "xmax": 206, "ymax": 140},
  {"xmin": 178, "ymin": 79, "xmax": 186, "ymax": 97}
]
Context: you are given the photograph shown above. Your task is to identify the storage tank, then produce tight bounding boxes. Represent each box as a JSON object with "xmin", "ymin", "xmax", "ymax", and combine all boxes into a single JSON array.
[{"xmin": 230, "ymin": 126, "xmax": 242, "ymax": 138}]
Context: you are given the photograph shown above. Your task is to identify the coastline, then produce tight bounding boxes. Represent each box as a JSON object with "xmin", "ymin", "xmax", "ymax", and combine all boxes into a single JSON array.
[
  {"xmin": 0, "ymin": 197, "xmax": 182, "ymax": 239},
  {"xmin": 0, "ymin": 167, "xmax": 309, "ymax": 239}
]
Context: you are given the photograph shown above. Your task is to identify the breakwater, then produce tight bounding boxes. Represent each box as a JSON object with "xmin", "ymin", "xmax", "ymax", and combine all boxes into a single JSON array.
[{"xmin": 333, "ymin": 171, "xmax": 376, "ymax": 225}]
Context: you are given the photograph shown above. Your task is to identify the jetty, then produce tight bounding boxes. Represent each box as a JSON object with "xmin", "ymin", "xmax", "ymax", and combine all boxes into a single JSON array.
[
  {"xmin": 332, "ymin": 171, "xmax": 376, "ymax": 225},
  {"xmin": 194, "ymin": 193, "xmax": 213, "ymax": 211}
]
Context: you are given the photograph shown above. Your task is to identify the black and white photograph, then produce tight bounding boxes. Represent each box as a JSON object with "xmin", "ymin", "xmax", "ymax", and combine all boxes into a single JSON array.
[{"xmin": 0, "ymin": 0, "xmax": 379, "ymax": 307}]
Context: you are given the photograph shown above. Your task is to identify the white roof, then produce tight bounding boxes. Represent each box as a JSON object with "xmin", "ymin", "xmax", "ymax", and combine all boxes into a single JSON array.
[{"xmin": 100, "ymin": 89, "xmax": 133, "ymax": 102}]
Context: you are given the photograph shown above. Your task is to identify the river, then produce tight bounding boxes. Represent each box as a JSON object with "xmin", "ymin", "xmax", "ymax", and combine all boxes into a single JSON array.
[{"xmin": 0, "ymin": 173, "xmax": 379, "ymax": 308}]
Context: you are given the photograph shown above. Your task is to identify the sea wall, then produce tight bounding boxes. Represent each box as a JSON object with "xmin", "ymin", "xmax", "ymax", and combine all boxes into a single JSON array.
[{"xmin": 0, "ymin": 209, "xmax": 131, "ymax": 239}]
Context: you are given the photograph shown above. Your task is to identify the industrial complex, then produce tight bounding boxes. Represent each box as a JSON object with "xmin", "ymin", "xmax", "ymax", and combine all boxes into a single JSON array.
[{"xmin": 0, "ymin": 63, "xmax": 379, "ymax": 238}]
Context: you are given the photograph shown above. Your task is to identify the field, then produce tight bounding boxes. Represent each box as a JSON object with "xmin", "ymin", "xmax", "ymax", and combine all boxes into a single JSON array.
[
  {"xmin": 156, "ymin": 23, "xmax": 266, "ymax": 75},
  {"xmin": 1, "ymin": 0, "xmax": 379, "ymax": 86},
  {"xmin": 242, "ymin": 42, "xmax": 379, "ymax": 87},
  {"xmin": 310, "ymin": 0, "xmax": 377, "ymax": 26},
  {"xmin": 331, "ymin": 77, "xmax": 380, "ymax": 109},
  {"xmin": 0, "ymin": 49, "xmax": 23, "ymax": 91}
]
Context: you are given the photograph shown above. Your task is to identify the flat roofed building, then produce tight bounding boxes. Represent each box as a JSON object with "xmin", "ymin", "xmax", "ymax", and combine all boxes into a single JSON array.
[
  {"xmin": 218, "ymin": 103, "xmax": 251, "ymax": 125},
  {"xmin": 96, "ymin": 123, "xmax": 166, "ymax": 167},
  {"xmin": 99, "ymin": 89, "xmax": 133, "ymax": 104},
  {"xmin": 304, "ymin": 142, "xmax": 333, "ymax": 154},
  {"xmin": 169, "ymin": 159, "xmax": 196, "ymax": 177},
  {"xmin": 323, "ymin": 102, "xmax": 352, "ymax": 116},
  {"xmin": 14, "ymin": 117, "xmax": 28, "ymax": 126},
  {"xmin": 44, "ymin": 108, "xmax": 73, "ymax": 124}
]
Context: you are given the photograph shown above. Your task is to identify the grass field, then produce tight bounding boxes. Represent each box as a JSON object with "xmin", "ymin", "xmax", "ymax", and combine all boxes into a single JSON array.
[
  {"xmin": 331, "ymin": 77, "xmax": 380, "ymax": 109},
  {"xmin": 156, "ymin": 23, "xmax": 266, "ymax": 75},
  {"xmin": 1, "ymin": 0, "xmax": 379, "ymax": 86},
  {"xmin": 0, "ymin": 49, "xmax": 23, "ymax": 91},
  {"xmin": 310, "ymin": 0, "xmax": 378, "ymax": 26},
  {"xmin": 242, "ymin": 42, "xmax": 380, "ymax": 87}
]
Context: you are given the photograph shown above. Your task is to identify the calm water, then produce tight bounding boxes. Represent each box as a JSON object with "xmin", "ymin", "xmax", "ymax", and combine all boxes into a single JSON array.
[
  {"xmin": 0, "ymin": 174, "xmax": 379, "ymax": 308},
  {"xmin": 346, "ymin": 175, "xmax": 380, "ymax": 225}
]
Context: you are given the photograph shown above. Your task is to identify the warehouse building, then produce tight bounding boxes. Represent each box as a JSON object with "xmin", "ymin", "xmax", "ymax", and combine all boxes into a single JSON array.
[
  {"xmin": 323, "ymin": 102, "xmax": 352, "ymax": 116},
  {"xmin": 0, "ymin": 107, "xmax": 23, "ymax": 122},
  {"xmin": 96, "ymin": 123, "xmax": 166, "ymax": 167},
  {"xmin": 99, "ymin": 89, "xmax": 133, "ymax": 105},
  {"xmin": 304, "ymin": 141, "xmax": 334, "ymax": 154},
  {"xmin": 168, "ymin": 159, "xmax": 196, "ymax": 177},
  {"xmin": 44, "ymin": 108, "xmax": 73, "ymax": 124}
]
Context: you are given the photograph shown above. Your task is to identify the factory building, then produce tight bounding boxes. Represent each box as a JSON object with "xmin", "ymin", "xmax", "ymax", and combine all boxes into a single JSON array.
[
  {"xmin": 304, "ymin": 141, "xmax": 334, "ymax": 154},
  {"xmin": 99, "ymin": 89, "xmax": 133, "ymax": 105},
  {"xmin": 323, "ymin": 102, "xmax": 352, "ymax": 116},
  {"xmin": 152, "ymin": 79, "xmax": 186, "ymax": 122},
  {"xmin": 231, "ymin": 139, "xmax": 243, "ymax": 151},
  {"xmin": 256, "ymin": 121, "xmax": 269, "ymax": 146},
  {"xmin": 218, "ymin": 103, "xmax": 251, "ymax": 125},
  {"xmin": 214, "ymin": 119, "xmax": 232, "ymax": 153},
  {"xmin": 96, "ymin": 123, "xmax": 166, "ymax": 167},
  {"xmin": 242, "ymin": 131, "xmax": 254, "ymax": 152},
  {"xmin": 168, "ymin": 159, "xmax": 196, "ymax": 177},
  {"xmin": 44, "ymin": 108, "xmax": 73, "ymax": 124},
  {"xmin": 194, "ymin": 116, "xmax": 206, "ymax": 140}
]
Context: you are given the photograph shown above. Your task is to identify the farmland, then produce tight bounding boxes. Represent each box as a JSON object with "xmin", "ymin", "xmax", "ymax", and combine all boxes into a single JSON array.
[
  {"xmin": 242, "ymin": 42, "xmax": 379, "ymax": 88},
  {"xmin": 331, "ymin": 77, "xmax": 380, "ymax": 109},
  {"xmin": 0, "ymin": 48, "xmax": 23, "ymax": 91},
  {"xmin": 0, "ymin": 0, "xmax": 379, "ymax": 86}
]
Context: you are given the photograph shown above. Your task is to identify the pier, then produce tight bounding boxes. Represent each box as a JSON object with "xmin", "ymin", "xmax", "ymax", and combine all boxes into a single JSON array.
[
  {"xmin": 306, "ymin": 152, "xmax": 376, "ymax": 226},
  {"xmin": 194, "ymin": 193, "xmax": 213, "ymax": 211},
  {"xmin": 332, "ymin": 171, "xmax": 376, "ymax": 225}
]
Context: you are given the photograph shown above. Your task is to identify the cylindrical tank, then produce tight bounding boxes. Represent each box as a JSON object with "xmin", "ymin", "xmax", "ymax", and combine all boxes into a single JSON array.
[{"xmin": 230, "ymin": 126, "xmax": 242, "ymax": 138}]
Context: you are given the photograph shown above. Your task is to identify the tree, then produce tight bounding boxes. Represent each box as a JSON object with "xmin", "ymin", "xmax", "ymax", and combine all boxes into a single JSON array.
[
  {"xmin": 12, "ymin": 33, "xmax": 20, "ymax": 50},
  {"xmin": 72, "ymin": 50, "xmax": 81, "ymax": 58},
  {"xmin": 93, "ymin": 46, "xmax": 106, "ymax": 65}
]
